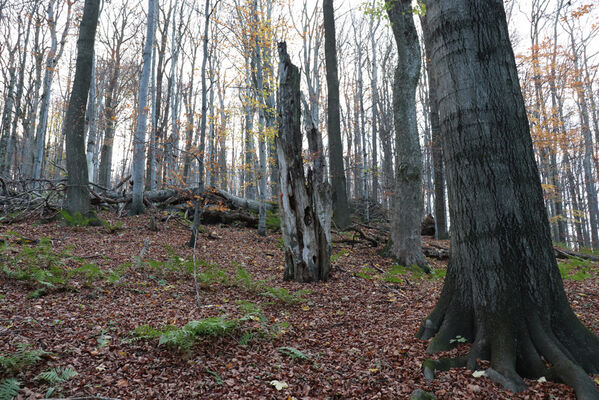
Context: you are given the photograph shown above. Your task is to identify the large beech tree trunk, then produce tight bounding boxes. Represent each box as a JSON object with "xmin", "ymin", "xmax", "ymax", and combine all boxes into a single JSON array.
[
  {"xmin": 387, "ymin": 0, "xmax": 428, "ymax": 269},
  {"xmin": 64, "ymin": 0, "xmax": 100, "ymax": 216},
  {"xmin": 418, "ymin": 1, "xmax": 599, "ymax": 398},
  {"xmin": 277, "ymin": 42, "xmax": 331, "ymax": 283}
]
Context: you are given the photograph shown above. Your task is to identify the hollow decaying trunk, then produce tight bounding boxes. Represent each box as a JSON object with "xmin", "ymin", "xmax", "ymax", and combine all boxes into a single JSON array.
[
  {"xmin": 419, "ymin": 1, "xmax": 599, "ymax": 399},
  {"xmin": 277, "ymin": 42, "xmax": 330, "ymax": 283}
]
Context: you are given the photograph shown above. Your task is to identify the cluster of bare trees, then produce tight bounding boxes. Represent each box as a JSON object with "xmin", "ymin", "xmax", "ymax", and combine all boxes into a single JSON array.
[
  {"xmin": 2, "ymin": 0, "xmax": 599, "ymax": 396},
  {"xmin": 1, "ymin": 0, "xmax": 596, "ymax": 247}
]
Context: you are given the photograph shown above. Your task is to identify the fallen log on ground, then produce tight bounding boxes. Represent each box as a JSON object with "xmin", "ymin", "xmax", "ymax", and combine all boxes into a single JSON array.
[
  {"xmin": 554, "ymin": 247, "xmax": 599, "ymax": 261},
  {"xmin": 93, "ymin": 187, "xmax": 275, "ymax": 214}
]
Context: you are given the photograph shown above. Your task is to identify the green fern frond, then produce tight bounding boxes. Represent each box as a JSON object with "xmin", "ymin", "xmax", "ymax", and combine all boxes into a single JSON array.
[
  {"xmin": 185, "ymin": 317, "xmax": 237, "ymax": 336},
  {"xmin": 0, "ymin": 344, "xmax": 50, "ymax": 374},
  {"xmin": 278, "ymin": 346, "xmax": 310, "ymax": 361},
  {"xmin": 35, "ymin": 367, "xmax": 78, "ymax": 384},
  {"xmin": 130, "ymin": 324, "xmax": 163, "ymax": 340},
  {"xmin": 0, "ymin": 378, "xmax": 20, "ymax": 400}
]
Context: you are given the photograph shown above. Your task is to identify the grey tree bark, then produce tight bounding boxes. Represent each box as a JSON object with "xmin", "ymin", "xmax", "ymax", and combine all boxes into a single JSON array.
[
  {"xmin": 387, "ymin": 0, "xmax": 428, "ymax": 270},
  {"xmin": 369, "ymin": 6, "xmax": 380, "ymax": 205},
  {"xmin": 65, "ymin": 0, "xmax": 100, "ymax": 217},
  {"xmin": 323, "ymin": 0, "xmax": 351, "ymax": 229},
  {"xmin": 23, "ymin": 14, "xmax": 44, "ymax": 177},
  {"xmin": 85, "ymin": 56, "xmax": 100, "ymax": 182},
  {"xmin": 2, "ymin": 4, "xmax": 34, "ymax": 175},
  {"xmin": 189, "ymin": 0, "xmax": 214, "ymax": 247},
  {"xmin": 131, "ymin": 0, "xmax": 157, "ymax": 215},
  {"xmin": 565, "ymin": 25, "xmax": 599, "ymax": 249},
  {"xmin": 418, "ymin": 1, "xmax": 599, "ymax": 398},
  {"xmin": 33, "ymin": 0, "xmax": 72, "ymax": 180},
  {"xmin": 166, "ymin": 0, "xmax": 180, "ymax": 185},
  {"xmin": 420, "ymin": 15, "xmax": 448, "ymax": 240},
  {"xmin": 277, "ymin": 42, "xmax": 331, "ymax": 283}
]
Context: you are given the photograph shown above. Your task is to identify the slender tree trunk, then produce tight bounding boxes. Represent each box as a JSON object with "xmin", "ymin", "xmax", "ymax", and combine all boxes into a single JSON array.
[
  {"xmin": 85, "ymin": 56, "xmax": 99, "ymax": 182},
  {"xmin": 323, "ymin": 0, "xmax": 351, "ymax": 229},
  {"xmin": 421, "ymin": 15, "xmax": 448, "ymax": 239},
  {"xmin": 24, "ymin": 17, "xmax": 44, "ymax": 177},
  {"xmin": 370, "ymin": 9, "xmax": 380, "ymax": 204},
  {"xmin": 0, "ymin": 65, "xmax": 16, "ymax": 172},
  {"xmin": 131, "ymin": 0, "xmax": 157, "ymax": 214},
  {"xmin": 387, "ymin": 0, "xmax": 428, "ymax": 270},
  {"xmin": 418, "ymin": 2, "xmax": 599, "ymax": 398},
  {"xmin": 189, "ymin": 0, "xmax": 213, "ymax": 246},
  {"xmin": 65, "ymin": 0, "xmax": 100, "ymax": 217},
  {"xmin": 569, "ymin": 32, "xmax": 599, "ymax": 249},
  {"xmin": 33, "ymin": 0, "xmax": 72, "ymax": 180}
]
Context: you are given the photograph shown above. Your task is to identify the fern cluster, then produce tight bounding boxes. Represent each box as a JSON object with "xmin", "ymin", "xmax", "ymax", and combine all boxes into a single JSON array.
[
  {"xmin": 0, "ymin": 379, "xmax": 20, "ymax": 400},
  {"xmin": 130, "ymin": 317, "xmax": 237, "ymax": 352},
  {"xmin": 1, "ymin": 235, "xmax": 117, "ymax": 296},
  {"xmin": 0, "ymin": 344, "xmax": 53, "ymax": 400},
  {"xmin": 35, "ymin": 367, "xmax": 77, "ymax": 384},
  {"xmin": 237, "ymin": 300, "xmax": 289, "ymax": 342},
  {"xmin": 34, "ymin": 367, "xmax": 78, "ymax": 398},
  {"xmin": 0, "ymin": 343, "xmax": 50, "ymax": 374},
  {"xmin": 261, "ymin": 287, "xmax": 310, "ymax": 304},
  {"xmin": 278, "ymin": 346, "xmax": 311, "ymax": 361}
]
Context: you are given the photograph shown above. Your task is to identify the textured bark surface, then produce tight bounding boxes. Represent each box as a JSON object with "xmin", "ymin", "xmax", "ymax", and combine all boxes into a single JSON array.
[
  {"xmin": 277, "ymin": 42, "xmax": 330, "ymax": 283},
  {"xmin": 130, "ymin": 0, "xmax": 157, "ymax": 215},
  {"xmin": 64, "ymin": 0, "xmax": 100, "ymax": 216},
  {"xmin": 419, "ymin": 1, "xmax": 599, "ymax": 398},
  {"xmin": 323, "ymin": 0, "xmax": 351, "ymax": 229},
  {"xmin": 387, "ymin": 0, "xmax": 428, "ymax": 270},
  {"xmin": 421, "ymin": 16, "xmax": 448, "ymax": 241}
]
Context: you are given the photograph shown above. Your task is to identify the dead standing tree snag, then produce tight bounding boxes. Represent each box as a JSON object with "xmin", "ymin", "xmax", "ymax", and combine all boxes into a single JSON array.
[{"xmin": 276, "ymin": 42, "xmax": 331, "ymax": 283}]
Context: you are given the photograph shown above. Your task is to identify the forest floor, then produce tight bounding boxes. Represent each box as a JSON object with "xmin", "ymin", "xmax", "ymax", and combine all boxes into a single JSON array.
[{"xmin": 1, "ymin": 211, "xmax": 598, "ymax": 399}]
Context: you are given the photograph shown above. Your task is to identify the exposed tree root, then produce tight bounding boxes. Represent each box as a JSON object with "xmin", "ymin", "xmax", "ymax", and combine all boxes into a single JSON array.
[{"xmin": 417, "ymin": 291, "xmax": 599, "ymax": 399}]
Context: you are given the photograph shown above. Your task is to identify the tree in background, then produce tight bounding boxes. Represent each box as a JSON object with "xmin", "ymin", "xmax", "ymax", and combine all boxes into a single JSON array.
[
  {"xmin": 323, "ymin": 0, "xmax": 351, "ymax": 229},
  {"xmin": 387, "ymin": 0, "xmax": 428, "ymax": 271},
  {"xmin": 130, "ymin": 0, "xmax": 158, "ymax": 215},
  {"xmin": 65, "ymin": 0, "xmax": 101, "ymax": 217}
]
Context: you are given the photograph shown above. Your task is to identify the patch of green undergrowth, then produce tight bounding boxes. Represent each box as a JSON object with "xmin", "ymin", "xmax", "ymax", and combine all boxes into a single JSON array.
[
  {"xmin": 128, "ymin": 316, "xmax": 237, "ymax": 352},
  {"xmin": 330, "ymin": 249, "xmax": 350, "ymax": 264},
  {"xmin": 558, "ymin": 258, "xmax": 595, "ymax": 281},
  {"xmin": 0, "ymin": 378, "xmax": 20, "ymax": 400},
  {"xmin": 0, "ymin": 343, "xmax": 53, "ymax": 400},
  {"xmin": 265, "ymin": 210, "xmax": 281, "ymax": 231},
  {"xmin": 35, "ymin": 367, "xmax": 78, "ymax": 398},
  {"xmin": 237, "ymin": 300, "xmax": 290, "ymax": 342},
  {"xmin": 234, "ymin": 264, "xmax": 266, "ymax": 293},
  {"xmin": 1, "ymin": 234, "xmax": 125, "ymax": 295},
  {"xmin": 354, "ymin": 264, "xmax": 446, "ymax": 284},
  {"xmin": 278, "ymin": 346, "xmax": 311, "ymax": 361},
  {"xmin": 261, "ymin": 287, "xmax": 310, "ymax": 304},
  {"xmin": 0, "ymin": 343, "xmax": 50, "ymax": 374}
]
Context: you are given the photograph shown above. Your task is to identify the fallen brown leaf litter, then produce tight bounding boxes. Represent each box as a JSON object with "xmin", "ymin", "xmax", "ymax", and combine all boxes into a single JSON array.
[{"xmin": 1, "ymin": 212, "xmax": 598, "ymax": 399}]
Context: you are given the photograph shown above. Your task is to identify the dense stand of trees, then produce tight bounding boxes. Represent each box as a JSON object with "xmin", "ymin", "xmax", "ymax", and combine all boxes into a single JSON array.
[
  {"xmin": 0, "ymin": 0, "xmax": 597, "ymax": 249},
  {"xmin": 2, "ymin": 0, "xmax": 599, "ymax": 397}
]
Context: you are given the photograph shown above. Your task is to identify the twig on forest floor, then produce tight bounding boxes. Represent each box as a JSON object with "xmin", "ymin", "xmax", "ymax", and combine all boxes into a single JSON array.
[
  {"xmin": 192, "ymin": 226, "xmax": 202, "ymax": 309},
  {"xmin": 134, "ymin": 238, "xmax": 151, "ymax": 267},
  {"xmin": 44, "ymin": 397, "xmax": 121, "ymax": 400}
]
